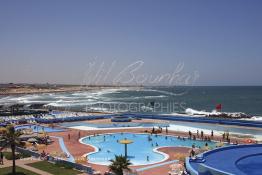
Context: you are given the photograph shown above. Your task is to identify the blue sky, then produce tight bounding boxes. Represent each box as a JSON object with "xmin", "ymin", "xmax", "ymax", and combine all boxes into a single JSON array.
[{"xmin": 0, "ymin": 0, "xmax": 262, "ymax": 85}]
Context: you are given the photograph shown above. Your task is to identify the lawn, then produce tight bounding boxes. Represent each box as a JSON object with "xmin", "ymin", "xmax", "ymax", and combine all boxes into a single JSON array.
[
  {"xmin": 27, "ymin": 161, "xmax": 81, "ymax": 175},
  {"xmin": 0, "ymin": 166, "xmax": 39, "ymax": 175}
]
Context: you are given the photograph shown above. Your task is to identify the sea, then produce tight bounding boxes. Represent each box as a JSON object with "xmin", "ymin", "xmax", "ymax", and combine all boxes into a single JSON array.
[{"xmin": 0, "ymin": 86, "xmax": 262, "ymax": 119}]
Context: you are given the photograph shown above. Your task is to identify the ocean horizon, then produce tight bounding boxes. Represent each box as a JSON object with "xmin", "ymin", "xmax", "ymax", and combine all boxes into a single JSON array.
[{"xmin": 1, "ymin": 86, "xmax": 262, "ymax": 118}]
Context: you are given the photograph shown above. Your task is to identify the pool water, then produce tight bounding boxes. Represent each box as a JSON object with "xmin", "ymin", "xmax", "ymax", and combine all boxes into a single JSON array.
[
  {"xmin": 61, "ymin": 120, "xmax": 262, "ymax": 141},
  {"xmin": 15, "ymin": 124, "xmax": 65, "ymax": 133},
  {"xmin": 80, "ymin": 133, "xmax": 218, "ymax": 165},
  {"xmin": 60, "ymin": 122, "xmax": 168, "ymax": 128},
  {"xmin": 236, "ymin": 154, "xmax": 262, "ymax": 175}
]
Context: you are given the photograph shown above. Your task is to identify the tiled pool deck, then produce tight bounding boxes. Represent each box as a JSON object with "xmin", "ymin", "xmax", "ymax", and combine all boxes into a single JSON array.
[{"xmin": 43, "ymin": 125, "xmax": 246, "ymax": 175}]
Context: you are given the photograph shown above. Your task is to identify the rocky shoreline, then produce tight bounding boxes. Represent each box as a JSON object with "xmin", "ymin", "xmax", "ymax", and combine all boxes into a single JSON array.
[{"xmin": 206, "ymin": 112, "xmax": 253, "ymax": 119}]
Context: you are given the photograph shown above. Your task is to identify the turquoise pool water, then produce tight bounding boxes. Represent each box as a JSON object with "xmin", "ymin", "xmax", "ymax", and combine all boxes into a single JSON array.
[
  {"xmin": 15, "ymin": 124, "xmax": 65, "ymax": 133},
  {"xmin": 80, "ymin": 133, "xmax": 218, "ymax": 165},
  {"xmin": 60, "ymin": 122, "xmax": 168, "ymax": 128}
]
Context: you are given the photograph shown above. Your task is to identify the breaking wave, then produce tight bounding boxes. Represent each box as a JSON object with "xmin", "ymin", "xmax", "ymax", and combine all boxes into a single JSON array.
[{"xmin": 185, "ymin": 108, "xmax": 218, "ymax": 115}]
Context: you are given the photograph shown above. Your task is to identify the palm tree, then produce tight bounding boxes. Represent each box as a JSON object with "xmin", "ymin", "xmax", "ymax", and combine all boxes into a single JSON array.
[
  {"xmin": 109, "ymin": 155, "xmax": 131, "ymax": 175},
  {"xmin": 2, "ymin": 125, "xmax": 22, "ymax": 174}
]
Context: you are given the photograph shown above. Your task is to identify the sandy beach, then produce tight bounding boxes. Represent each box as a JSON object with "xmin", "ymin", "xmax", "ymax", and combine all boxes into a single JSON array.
[{"xmin": 0, "ymin": 84, "xmax": 142, "ymax": 96}]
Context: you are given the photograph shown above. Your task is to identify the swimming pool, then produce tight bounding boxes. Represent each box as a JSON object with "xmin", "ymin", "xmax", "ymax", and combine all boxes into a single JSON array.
[
  {"xmin": 236, "ymin": 153, "xmax": 262, "ymax": 175},
  {"xmin": 15, "ymin": 124, "xmax": 65, "ymax": 133},
  {"xmin": 61, "ymin": 119, "xmax": 262, "ymax": 141},
  {"xmin": 186, "ymin": 144, "xmax": 262, "ymax": 175},
  {"xmin": 60, "ymin": 122, "xmax": 168, "ymax": 128},
  {"xmin": 80, "ymin": 133, "xmax": 219, "ymax": 166}
]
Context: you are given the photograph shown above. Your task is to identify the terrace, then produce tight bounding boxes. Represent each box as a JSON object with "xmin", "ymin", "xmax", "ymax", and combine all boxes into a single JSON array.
[{"xmin": 1, "ymin": 112, "xmax": 260, "ymax": 175}]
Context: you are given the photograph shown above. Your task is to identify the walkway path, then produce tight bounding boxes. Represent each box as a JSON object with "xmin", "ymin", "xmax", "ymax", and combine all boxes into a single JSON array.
[
  {"xmin": 0, "ymin": 157, "xmax": 52, "ymax": 175},
  {"xmin": 0, "ymin": 157, "xmax": 86, "ymax": 175},
  {"xmin": 135, "ymin": 159, "xmax": 178, "ymax": 172},
  {"xmin": 17, "ymin": 163, "xmax": 53, "ymax": 175}
]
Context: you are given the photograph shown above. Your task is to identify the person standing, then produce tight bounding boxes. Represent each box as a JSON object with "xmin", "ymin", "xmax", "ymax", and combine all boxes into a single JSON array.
[
  {"xmin": 201, "ymin": 131, "xmax": 204, "ymax": 140},
  {"xmin": 226, "ymin": 132, "xmax": 230, "ymax": 142},
  {"xmin": 188, "ymin": 131, "xmax": 192, "ymax": 139},
  {"xmin": 0, "ymin": 152, "xmax": 3, "ymax": 165},
  {"xmin": 197, "ymin": 130, "xmax": 199, "ymax": 138},
  {"xmin": 78, "ymin": 131, "xmax": 81, "ymax": 139},
  {"xmin": 222, "ymin": 132, "xmax": 225, "ymax": 140}
]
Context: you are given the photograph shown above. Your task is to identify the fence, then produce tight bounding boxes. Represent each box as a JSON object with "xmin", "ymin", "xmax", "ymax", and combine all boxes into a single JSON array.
[{"xmin": 16, "ymin": 147, "xmax": 94, "ymax": 174}]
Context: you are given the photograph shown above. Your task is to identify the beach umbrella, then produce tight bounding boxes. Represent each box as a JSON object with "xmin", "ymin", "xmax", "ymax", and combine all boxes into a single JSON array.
[
  {"xmin": 57, "ymin": 152, "xmax": 67, "ymax": 158},
  {"xmin": 23, "ymin": 129, "xmax": 33, "ymax": 135},
  {"xmin": 46, "ymin": 139, "xmax": 52, "ymax": 143},
  {"xmin": 27, "ymin": 138, "xmax": 38, "ymax": 143},
  {"xmin": 50, "ymin": 151, "xmax": 59, "ymax": 157},
  {"xmin": 38, "ymin": 132, "xmax": 47, "ymax": 138},
  {"xmin": 202, "ymin": 146, "xmax": 210, "ymax": 151},
  {"xmin": 0, "ymin": 127, "xmax": 7, "ymax": 134},
  {"xmin": 75, "ymin": 156, "xmax": 87, "ymax": 164},
  {"xmin": 37, "ymin": 144, "xmax": 47, "ymax": 151},
  {"xmin": 24, "ymin": 141, "xmax": 33, "ymax": 147},
  {"xmin": 170, "ymin": 163, "xmax": 184, "ymax": 173}
]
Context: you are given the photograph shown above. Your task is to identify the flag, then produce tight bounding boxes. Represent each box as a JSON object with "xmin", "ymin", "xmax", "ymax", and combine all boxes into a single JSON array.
[{"xmin": 216, "ymin": 104, "xmax": 222, "ymax": 111}]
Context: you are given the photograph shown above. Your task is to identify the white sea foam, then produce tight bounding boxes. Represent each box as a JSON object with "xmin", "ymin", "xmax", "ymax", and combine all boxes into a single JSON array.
[
  {"xmin": 141, "ymin": 88, "xmax": 187, "ymax": 96},
  {"xmin": 1, "ymin": 88, "xmax": 261, "ymax": 121},
  {"xmin": 245, "ymin": 116, "xmax": 262, "ymax": 121},
  {"xmin": 109, "ymin": 95, "xmax": 167, "ymax": 101},
  {"xmin": 185, "ymin": 108, "xmax": 211, "ymax": 115}
]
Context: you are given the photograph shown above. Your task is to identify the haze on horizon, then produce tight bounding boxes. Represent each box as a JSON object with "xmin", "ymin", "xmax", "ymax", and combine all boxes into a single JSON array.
[{"xmin": 0, "ymin": 0, "xmax": 262, "ymax": 86}]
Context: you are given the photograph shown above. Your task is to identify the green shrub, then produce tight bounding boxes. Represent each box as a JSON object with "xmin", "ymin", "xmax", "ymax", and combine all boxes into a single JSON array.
[
  {"xmin": 3, "ymin": 152, "xmax": 31, "ymax": 160},
  {"xmin": 4, "ymin": 152, "xmax": 20, "ymax": 160},
  {"xmin": 19, "ymin": 152, "xmax": 32, "ymax": 158}
]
